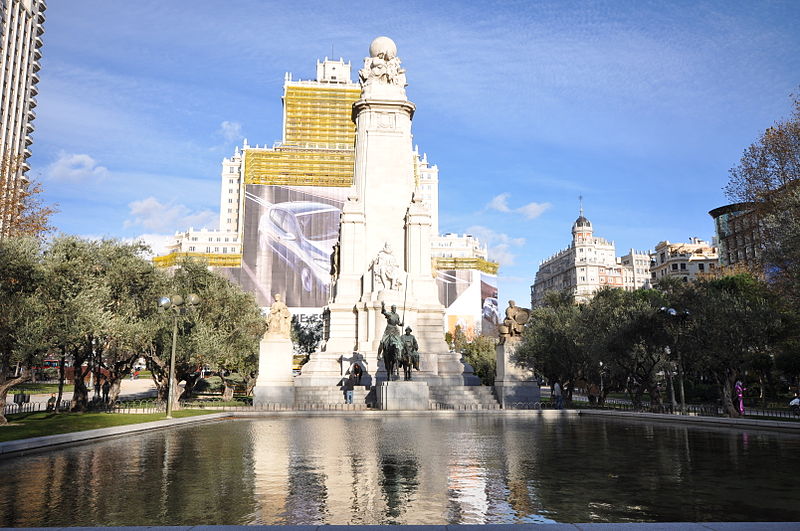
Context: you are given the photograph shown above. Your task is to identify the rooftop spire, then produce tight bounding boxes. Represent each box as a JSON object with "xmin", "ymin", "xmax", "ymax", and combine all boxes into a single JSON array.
[{"xmin": 579, "ymin": 194, "xmax": 584, "ymax": 217}]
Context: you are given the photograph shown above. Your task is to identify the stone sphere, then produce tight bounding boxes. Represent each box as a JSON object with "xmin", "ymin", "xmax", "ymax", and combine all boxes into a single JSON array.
[{"xmin": 369, "ymin": 36, "xmax": 397, "ymax": 59}]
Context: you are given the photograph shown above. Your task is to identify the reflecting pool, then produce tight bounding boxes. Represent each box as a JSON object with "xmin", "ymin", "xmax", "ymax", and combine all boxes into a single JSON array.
[{"xmin": 1, "ymin": 415, "xmax": 799, "ymax": 526}]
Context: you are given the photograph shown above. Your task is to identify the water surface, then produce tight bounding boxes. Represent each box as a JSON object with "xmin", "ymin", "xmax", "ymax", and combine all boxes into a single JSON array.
[{"xmin": 1, "ymin": 415, "xmax": 798, "ymax": 525}]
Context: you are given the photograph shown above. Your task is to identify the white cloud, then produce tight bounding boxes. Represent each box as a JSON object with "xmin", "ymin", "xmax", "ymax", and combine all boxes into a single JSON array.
[
  {"xmin": 126, "ymin": 233, "xmax": 175, "ymax": 257},
  {"xmin": 516, "ymin": 201, "xmax": 552, "ymax": 220},
  {"xmin": 465, "ymin": 225, "xmax": 526, "ymax": 266},
  {"xmin": 46, "ymin": 152, "xmax": 109, "ymax": 182},
  {"xmin": 124, "ymin": 196, "xmax": 217, "ymax": 233},
  {"xmin": 486, "ymin": 193, "xmax": 511, "ymax": 213},
  {"xmin": 218, "ymin": 121, "xmax": 243, "ymax": 143},
  {"xmin": 485, "ymin": 193, "xmax": 551, "ymax": 220}
]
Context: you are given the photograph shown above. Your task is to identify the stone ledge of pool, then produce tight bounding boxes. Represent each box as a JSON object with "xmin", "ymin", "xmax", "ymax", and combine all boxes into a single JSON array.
[{"xmin": 3, "ymin": 522, "xmax": 799, "ymax": 530}]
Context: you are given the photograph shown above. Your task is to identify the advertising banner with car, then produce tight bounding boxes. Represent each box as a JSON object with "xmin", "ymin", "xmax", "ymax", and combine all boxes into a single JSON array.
[{"xmin": 237, "ymin": 184, "xmax": 348, "ymax": 308}]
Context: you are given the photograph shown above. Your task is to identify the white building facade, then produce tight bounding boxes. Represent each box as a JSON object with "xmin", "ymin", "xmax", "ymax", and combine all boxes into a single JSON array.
[
  {"xmin": 650, "ymin": 238, "xmax": 718, "ymax": 283},
  {"xmin": 531, "ymin": 212, "xmax": 650, "ymax": 307},
  {"xmin": 0, "ymin": 0, "xmax": 45, "ymax": 235}
]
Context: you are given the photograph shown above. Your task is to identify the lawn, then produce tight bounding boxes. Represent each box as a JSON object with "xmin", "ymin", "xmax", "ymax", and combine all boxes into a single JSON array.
[
  {"xmin": 13, "ymin": 383, "xmax": 62, "ymax": 395},
  {"xmin": 0, "ymin": 409, "xmax": 221, "ymax": 443}
]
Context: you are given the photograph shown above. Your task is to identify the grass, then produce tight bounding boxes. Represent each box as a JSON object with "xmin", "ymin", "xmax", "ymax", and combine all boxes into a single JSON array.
[
  {"xmin": 0, "ymin": 409, "xmax": 221, "ymax": 443},
  {"xmin": 13, "ymin": 383, "xmax": 62, "ymax": 394}
]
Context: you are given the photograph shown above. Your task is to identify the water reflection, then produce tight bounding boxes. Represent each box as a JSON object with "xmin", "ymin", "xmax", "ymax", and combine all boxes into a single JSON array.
[{"xmin": 1, "ymin": 415, "xmax": 800, "ymax": 526}]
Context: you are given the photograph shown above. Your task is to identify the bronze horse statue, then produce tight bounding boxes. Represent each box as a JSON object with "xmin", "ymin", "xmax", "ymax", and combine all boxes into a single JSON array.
[{"xmin": 380, "ymin": 334, "xmax": 404, "ymax": 381}]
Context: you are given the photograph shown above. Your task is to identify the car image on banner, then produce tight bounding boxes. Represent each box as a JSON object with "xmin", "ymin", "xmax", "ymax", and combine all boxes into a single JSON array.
[{"xmin": 258, "ymin": 201, "xmax": 341, "ymax": 295}]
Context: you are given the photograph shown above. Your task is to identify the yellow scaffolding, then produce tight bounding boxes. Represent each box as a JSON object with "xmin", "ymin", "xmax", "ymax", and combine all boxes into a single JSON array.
[
  {"xmin": 244, "ymin": 83, "xmax": 361, "ymax": 187},
  {"xmin": 153, "ymin": 252, "xmax": 242, "ymax": 268},
  {"xmin": 433, "ymin": 257, "xmax": 500, "ymax": 275}
]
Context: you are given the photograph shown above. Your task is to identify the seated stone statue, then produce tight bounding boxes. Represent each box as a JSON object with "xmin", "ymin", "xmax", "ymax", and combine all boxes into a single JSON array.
[
  {"xmin": 372, "ymin": 242, "xmax": 403, "ymax": 291},
  {"xmin": 499, "ymin": 300, "xmax": 530, "ymax": 343},
  {"xmin": 265, "ymin": 293, "xmax": 292, "ymax": 339}
]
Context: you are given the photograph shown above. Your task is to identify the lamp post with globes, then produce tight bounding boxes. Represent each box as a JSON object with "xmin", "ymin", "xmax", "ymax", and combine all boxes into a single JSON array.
[
  {"xmin": 158, "ymin": 294, "xmax": 201, "ymax": 418},
  {"xmin": 660, "ymin": 307, "xmax": 689, "ymax": 415}
]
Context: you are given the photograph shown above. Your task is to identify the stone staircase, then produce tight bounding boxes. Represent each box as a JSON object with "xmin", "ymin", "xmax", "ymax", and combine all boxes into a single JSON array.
[
  {"xmin": 428, "ymin": 385, "xmax": 501, "ymax": 410},
  {"xmin": 290, "ymin": 384, "xmax": 501, "ymax": 410},
  {"xmin": 293, "ymin": 385, "xmax": 376, "ymax": 410}
]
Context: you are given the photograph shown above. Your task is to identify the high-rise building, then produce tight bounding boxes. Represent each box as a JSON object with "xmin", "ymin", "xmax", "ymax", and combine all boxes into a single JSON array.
[
  {"xmin": 650, "ymin": 238, "xmax": 718, "ymax": 282},
  {"xmin": 0, "ymin": 0, "xmax": 45, "ymax": 235},
  {"xmin": 530, "ymin": 209, "xmax": 650, "ymax": 307},
  {"xmin": 708, "ymin": 202, "xmax": 760, "ymax": 268}
]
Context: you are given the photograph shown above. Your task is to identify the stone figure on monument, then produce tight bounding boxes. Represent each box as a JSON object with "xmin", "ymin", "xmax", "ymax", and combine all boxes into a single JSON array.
[
  {"xmin": 378, "ymin": 301, "xmax": 404, "ymax": 379},
  {"xmin": 499, "ymin": 300, "xmax": 530, "ymax": 344},
  {"xmin": 401, "ymin": 326, "xmax": 420, "ymax": 372},
  {"xmin": 372, "ymin": 242, "xmax": 403, "ymax": 291},
  {"xmin": 265, "ymin": 294, "xmax": 292, "ymax": 338},
  {"xmin": 359, "ymin": 36, "xmax": 406, "ymax": 87}
]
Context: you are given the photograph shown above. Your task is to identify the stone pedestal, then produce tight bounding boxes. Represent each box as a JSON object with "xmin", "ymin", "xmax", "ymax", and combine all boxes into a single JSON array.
[
  {"xmin": 494, "ymin": 338, "xmax": 540, "ymax": 408},
  {"xmin": 377, "ymin": 380, "xmax": 430, "ymax": 410},
  {"xmin": 253, "ymin": 335, "xmax": 295, "ymax": 406}
]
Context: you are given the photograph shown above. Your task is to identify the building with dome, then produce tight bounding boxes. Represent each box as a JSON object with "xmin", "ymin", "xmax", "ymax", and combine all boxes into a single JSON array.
[{"xmin": 530, "ymin": 208, "xmax": 650, "ymax": 307}]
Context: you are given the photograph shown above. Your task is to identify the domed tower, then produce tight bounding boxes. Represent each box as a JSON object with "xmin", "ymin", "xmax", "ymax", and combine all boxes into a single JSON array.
[{"xmin": 572, "ymin": 203, "xmax": 593, "ymax": 244}]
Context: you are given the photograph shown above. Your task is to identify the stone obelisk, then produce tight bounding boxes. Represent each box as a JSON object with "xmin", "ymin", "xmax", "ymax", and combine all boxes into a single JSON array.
[{"xmin": 296, "ymin": 37, "xmax": 475, "ymax": 388}]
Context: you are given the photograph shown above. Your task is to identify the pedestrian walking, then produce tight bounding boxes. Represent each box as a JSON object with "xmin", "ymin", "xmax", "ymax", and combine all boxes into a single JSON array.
[
  {"xmin": 735, "ymin": 380, "xmax": 746, "ymax": 416},
  {"xmin": 553, "ymin": 381, "xmax": 563, "ymax": 410}
]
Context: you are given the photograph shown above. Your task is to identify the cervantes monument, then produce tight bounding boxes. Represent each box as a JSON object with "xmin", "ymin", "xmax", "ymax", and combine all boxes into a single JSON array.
[{"xmin": 294, "ymin": 36, "xmax": 477, "ymax": 394}]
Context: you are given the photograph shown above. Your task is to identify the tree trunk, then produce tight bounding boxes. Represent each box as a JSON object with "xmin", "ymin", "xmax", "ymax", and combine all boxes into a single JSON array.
[
  {"xmin": 0, "ymin": 368, "xmax": 31, "ymax": 425},
  {"xmin": 222, "ymin": 383, "xmax": 234, "ymax": 402},
  {"xmin": 720, "ymin": 372, "xmax": 739, "ymax": 417},
  {"xmin": 71, "ymin": 340, "xmax": 92, "ymax": 412},
  {"xmin": 55, "ymin": 350, "xmax": 66, "ymax": 414},
  {"xmin": 179, "ymin": 370, "xmax": 200, "ymax": 400},
  {"xmin": 108, "ymin": 379, "xmax": 122, "ymax": 405}
]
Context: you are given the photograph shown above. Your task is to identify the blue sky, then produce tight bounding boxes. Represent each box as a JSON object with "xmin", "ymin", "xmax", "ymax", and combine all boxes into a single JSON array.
[{"xmin": 30, "ymin": 0, "xmax": 800, "ymax": 307}]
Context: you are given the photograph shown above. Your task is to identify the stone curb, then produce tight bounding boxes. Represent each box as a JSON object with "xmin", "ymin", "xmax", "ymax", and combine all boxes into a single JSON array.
[
  {"xmin": 577, "ymin": 408, "xmax": 800, "ymax": 432},
  {"xmin": 1, "ymin": 522, "xmax": 798, "ymax": 530},
  {"xmin": 0, "ymin": 412, "xmax": 231, "ymax": 459}
]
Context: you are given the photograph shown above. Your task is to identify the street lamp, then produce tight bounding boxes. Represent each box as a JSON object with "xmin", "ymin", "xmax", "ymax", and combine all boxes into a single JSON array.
[
  {"xmin": 158, "ymin": 293, "xmax": 201, "ymax": 418},
  {"xmin": 660, "ymin": 307, "xmax": 689, "ymax": 414}
]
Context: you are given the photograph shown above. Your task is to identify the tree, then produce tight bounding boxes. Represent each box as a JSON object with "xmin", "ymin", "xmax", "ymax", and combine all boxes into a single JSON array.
[
  {"xmin": 679, "ymin": 274, "xmax": 785, "ymax": 416},
  {"xmin": 461, "ymin": 334, "xmax": 497, "ymax": 386},
  {"xmin": 515, "ymin": 290, "xmax": 587, "ymax": 400},
  {"xmin": 146, "ymin": 259, "xmax": 264, "ymax": 407},
  {"xmin": 0, "ymin": 237, "xmax": 46, "ymax": 424},
  {"xmin": 0, "ymin": 154, "xmax": 57, "ymax": 239},
  {"xmin": 725, "ymin": 93, "xmax": 800, "ymax": 300}
]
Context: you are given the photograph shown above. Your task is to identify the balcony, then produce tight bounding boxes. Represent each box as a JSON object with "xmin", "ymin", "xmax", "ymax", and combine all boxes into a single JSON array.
[
  {"xmin": 30, "ymin": 82, "xmax": 38, "ymax": 95},
  {"xmin": 29, "ymin": 97, "xmax": 37, "ymax": 109},
  {"xmin": 34, "ymin": 48, "xmax": 42, "ymax": 60},
  {"xmin": 31, "ymin": 72, "xmax": 40, "ymax": 84},
  {"xmin": 23, "ymin": 148, "xmax": 32, "ymax": 159},
  {"xmin": 35, "ymin": 36, "xmax": 43, "ymax": 49},
  {"xmin": 32, "ymin": 60, "xmax": 41, "ymax": 73},
  {"xmin": 25, "ymin": 135, "xmax": 33, "ymax": 146},
  {"xmin": 26, "ymin": 122, "xmax": 34, "ymax": 133},
  {"xmin": 27, "ymin": 108, "xmax": 36, "ymax": 121}
]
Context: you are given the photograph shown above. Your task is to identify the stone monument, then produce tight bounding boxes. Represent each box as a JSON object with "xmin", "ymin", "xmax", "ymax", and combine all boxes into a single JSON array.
[
  {"xmin": 295, "ymin": 36, "xmax": 476, "ymax": 394},
  {"xmin": 253, "ymin": 294, "xmax": 295, "ymax": 405},
  {"xmin": 494, "ymin": 300, "xmax": 540, "ymax": 407}
]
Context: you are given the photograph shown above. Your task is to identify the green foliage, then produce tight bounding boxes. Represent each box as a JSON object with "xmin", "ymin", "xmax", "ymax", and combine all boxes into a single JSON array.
[
  {"xmin": 195, "ymin": 376, "xmax": 224, "ymax": 393},
  {"xmin": 461, "ymin": 335, "xmax": 497, "ymax": 385},
  {"xmin": 292, "ymin": 314, "xmax": 323, "ymax": 355}
]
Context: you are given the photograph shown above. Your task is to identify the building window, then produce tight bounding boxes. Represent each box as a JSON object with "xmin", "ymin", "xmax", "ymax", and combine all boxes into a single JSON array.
[
  {"xmin": 671, "ymin": 264, "xmax": 678, "ymax": 271},
  {"xmin": 660, "ymin": 252, "xmax": 665, "ymax": 263},
  {"xmin": 228, "ymin": 199, "xmax": 233, "ymax": 203},
  {"xmin": 229, "ymin": 167, "xmax": 235, "ymax": 173},
  {"xmin": 206, "ymin": 247, "xmax": 211, "ymax": 253},
  {"xmin": 699, "ymin": 263, "xmax": 705, "ymax": 271},
  {"xmin": 680, "ymin": 263, "xmax": 686, "ymax": 270}
]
